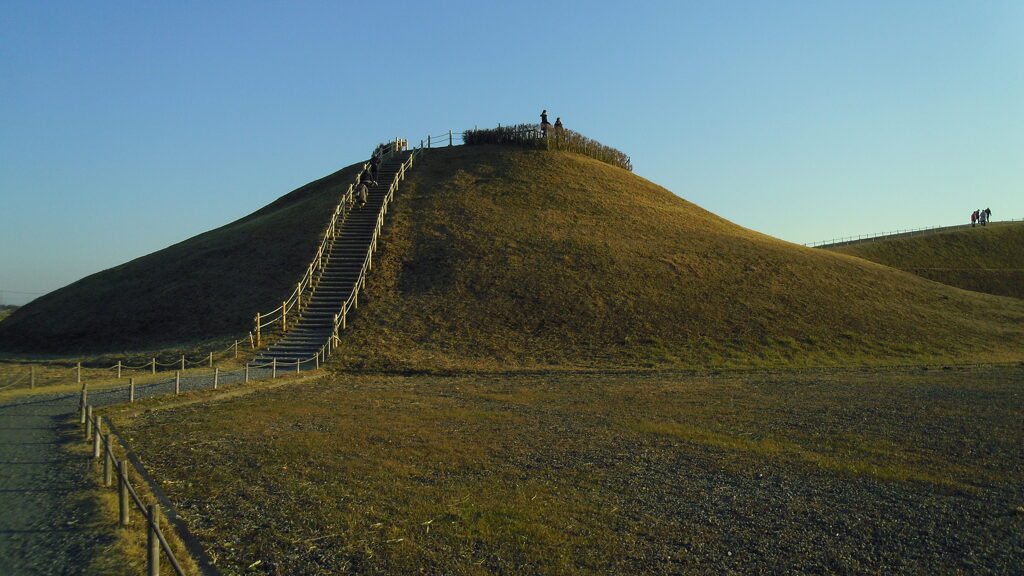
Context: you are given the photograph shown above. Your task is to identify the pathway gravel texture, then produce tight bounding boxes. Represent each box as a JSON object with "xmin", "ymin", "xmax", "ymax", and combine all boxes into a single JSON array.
[{"xmin": 0, "ymin": 367, "xmax": 275, "ymax": 574}]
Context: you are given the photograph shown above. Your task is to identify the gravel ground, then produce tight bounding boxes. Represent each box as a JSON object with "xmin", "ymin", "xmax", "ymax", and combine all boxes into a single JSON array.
[{"xmin": 116, "ymin": 365, "xmax": 1024, "ymax": 575}]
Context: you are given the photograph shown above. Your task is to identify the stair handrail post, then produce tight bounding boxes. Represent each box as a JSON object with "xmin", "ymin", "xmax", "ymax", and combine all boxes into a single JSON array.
[
  {"xmin": 255, "ymin": 314, "xmax": 261, "ymax": 346},
  {"xmin": 281, "ymin": 300, "xmax": 288, "ymax": 331}
]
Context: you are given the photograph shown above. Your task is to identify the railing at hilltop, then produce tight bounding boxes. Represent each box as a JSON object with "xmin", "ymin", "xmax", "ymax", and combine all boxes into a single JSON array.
[
  {"xmin": 806, "ymin": 218, "xmax": 1023, "ymax": 248},
  {"xmin": 417, "ymin": 124, "xmax": 633, "ymax": 172}
]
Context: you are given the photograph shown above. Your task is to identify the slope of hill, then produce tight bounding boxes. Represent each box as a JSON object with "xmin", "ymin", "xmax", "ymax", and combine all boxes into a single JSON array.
[
  {"xmin": 826, "ymin": 223, "xmax": 1024, "ymax": 299},
  {"xmin": 0, "ymin": 162, "xmax": 362, "ymax": 353},
  {"xmin": 329, "ymin": 145, "xmax": 1024, "ymax": 370},
  {"xmin": 2, "ymin": 144, "xmax": 1022, "ymax": 367}
]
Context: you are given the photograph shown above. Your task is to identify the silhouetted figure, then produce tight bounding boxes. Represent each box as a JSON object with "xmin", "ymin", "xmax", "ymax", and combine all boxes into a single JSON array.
[
  {"xmin": 540, "ymin": 109, "xmax": 550, "ymax": 136},
  {"xmin": 356, "ymin": 181, "xmax": 369, "ymax": 209},
  {"xmin": 985, "ymin": 207, "xmax": 992, "ymax": 223},
  {"xmin": 358, "ymin": 166, "xmax": 373, "ymax": 186},
  {"xmin": 370, "ymin": 153, "xmax": 381, "ymax": 178},
  {"xmin": 971, "ymin": 210, "xmax": 979, "ymax": 227},
  {"xmin": 979, "ymin": 208, "xmax": 988, "ymax": 226},
  {"xmin": 554, "ymin": 117, "xmax": 563, "ymax": 130}
]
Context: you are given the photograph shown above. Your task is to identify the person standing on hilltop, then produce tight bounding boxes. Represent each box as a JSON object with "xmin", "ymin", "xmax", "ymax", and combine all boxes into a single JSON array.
[
  {"xmin": 540, "ymin": 109, "xmax": 550, "ymax": 136},
  {"xmin": 554, "ymin": 117, "xmax": 563, "ymax": 130},
  {"xmin": 985, "ymin": 207, "xmax": 992, "ymax": 223},
  {"xmin": 971, "ymin": 210, "xmax": 979, "ymax": 227},
  {"xmin": 979, "ymin": 208, "xmax": 988, "ymax": 226}
]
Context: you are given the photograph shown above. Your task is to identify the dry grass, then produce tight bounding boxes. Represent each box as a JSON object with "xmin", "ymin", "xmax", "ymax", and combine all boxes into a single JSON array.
[
  {"xmin": 62, "ymin": 420, "xmax": 203, "ymax": 576},
  {"xmin": 828, "ymin": 222, "xmax": 1024, "ymax": 299},
  {"xmin": 110, "ymin": 364, "xmax": 1024, "ymax": 574},
  {"xmin": 331, "ymin": 145, "xmax": 1024, "ymax": 370}
]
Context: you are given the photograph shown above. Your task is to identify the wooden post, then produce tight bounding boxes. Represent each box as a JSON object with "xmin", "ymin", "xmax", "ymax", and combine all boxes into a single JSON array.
[
  {"xmin": 130, "ymin": 378, "xmax": 135, "ymax": 403},
  {"xmin": 249, "ymin": 331, "xmax": 255, "ymax": 349},
  {"xmin": 281, "ymin": 300, "xmax": 288, "ymax": 331},
  {"xmin": 272, "ymin": 359, "xmax": 277, "ymax": 379},
  {"xmin": 175, "ymin": 372, "xmax": 180, "ymax": 395},
  {"xmin": 208, "ymin": 352, "xmax": 213, "ymax": 367},
  {"xmin": 76, "ymin": 362, "xmax": 82, "ymax": 384},
  {"xmin": 30, "ymin": 365, "xmax": 35, "ymax": 389},
  {"xmin": 255, "ymin": 314, "xmax": 261, "ymax": 346},
  {"xmin": 296, "ymin": 359, "xmax": 301, "ymax": 374},
  {"xmin": 78, "ymin": 386, "xmax": 86, "ymax": 422},
  {"xmin": 315, "ymin": 353, "xmax": 320, "ymax": 370},
  {"xmin": 119, "ymin": 459, "xmax": 130, "ymax": 525},
  {"xmin": 214, "ymin": 368, "xmax": 219, "ymax": 390},
  {"xmin": 151, "ymin": 358, "xmax": 156, "ymax": 375},
  {"xmin": 85, "ymin": 405, "xmax": 93, "ymax": 439},
  {"xmin": 297, "ymin": 282, "xmax": 302, "ymax": 311},
  {"xmin": 92, "ymin": 416, "xmax": 102, "ymax": 459},
  {"xmin": 427, "ymin": 135, "xmax": 431, "ymax": 148},
  {"xmin": 148, "ymin": 504, "xmax": 161, "ymax": 576},
  {"xmin": 245, "ymin": 365, "xmax": 250, "ymax": 383},
  {"xmin": 104, "ymin": 435, "xmax": 113, "ymax": 487},
  {"xmin": 181, "ymin": 356, "xmax": 185, "ymax": 371},
  {"xmin": 342, "ymin": 307, "xmax": 347, "ymax": 329},
  {"xmin": 449, "ymin": 129, "xmax": 453, "ymax": 146},
  {"xmin": 234, "ymin": 341, "xmax": 239, "ymax": 359},
  {"xmin": 117, "ymin": 361, "xmax": 122, "ymax": 379}
]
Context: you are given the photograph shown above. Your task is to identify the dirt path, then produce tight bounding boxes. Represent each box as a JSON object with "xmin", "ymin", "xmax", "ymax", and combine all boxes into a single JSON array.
[{"xmin": 0, "ymin": 392, "xmax": 106, "ymax": 575}]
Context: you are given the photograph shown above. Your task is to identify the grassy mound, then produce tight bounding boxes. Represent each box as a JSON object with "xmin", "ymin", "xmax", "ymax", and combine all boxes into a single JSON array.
[
  {"xmin": 826, "ymin": 223, "xmax": 1024, "ymax": 299},
  {"xmin": 3, "ymin": 144, "xmax": 1022, "ymax": 366},
  {"xmin": 332, "ymin": 145, "xmax": 1024, "ymax": 370},
  {"xmin": 0, "ymin": 163, "xmax": 362, "ymax": 354}
]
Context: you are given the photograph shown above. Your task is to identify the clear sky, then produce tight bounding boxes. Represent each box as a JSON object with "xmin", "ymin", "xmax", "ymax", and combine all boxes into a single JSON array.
[{"xmin": 2, "ymin": 1, "xmax": 1021, "ymax": 306}]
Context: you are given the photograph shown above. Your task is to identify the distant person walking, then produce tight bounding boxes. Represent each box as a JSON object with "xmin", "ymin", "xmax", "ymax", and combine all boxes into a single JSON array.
[
  {"xmin": 370, "ymin": 150, "xmax": 382, "ymax": 178},
  {"xmin": 971, "ymin": 210, "xmax": 979, "ymax": 227},
  {"xmin": 540, "ymin": 109, "xmax": 550, "ymax": 136},
  {"xmin": 979, "ymin": 208, "xmax": 988, "ymax": 226},
  {"xmin": 984, "ymin": 207, "xmax": 992, "ymax": 223},
  {"xmin": 356, "ymin": 181, "xmax": 369, "ymax": 209}
]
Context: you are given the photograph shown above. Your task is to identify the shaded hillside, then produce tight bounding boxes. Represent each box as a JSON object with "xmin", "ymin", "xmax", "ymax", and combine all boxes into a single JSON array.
[
  {"xmin": 826, "ymin": 223, "xmax": 1024, "ymax": 299},
  {"xmin": 0, "ymin": 162, "xmax": 362, "ymax": 354},
  {"xmin": 332, "ymin": 145, "xmax": 1024, "ymax": 370}
]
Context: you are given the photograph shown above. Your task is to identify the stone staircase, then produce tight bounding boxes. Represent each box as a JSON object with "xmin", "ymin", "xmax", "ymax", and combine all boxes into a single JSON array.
[{"xmin": 250, "ymin": 150, "xmax": 410, "ymax": 369}]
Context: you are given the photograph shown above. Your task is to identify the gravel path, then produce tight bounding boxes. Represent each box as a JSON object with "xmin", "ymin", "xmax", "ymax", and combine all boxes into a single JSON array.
[{"xmin": 0, "ymin": 367, "xmax": 276, "ymax": 574}]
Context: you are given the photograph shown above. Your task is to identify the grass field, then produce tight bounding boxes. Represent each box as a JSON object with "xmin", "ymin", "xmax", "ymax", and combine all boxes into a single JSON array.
[{"xmin": 105, "ymin": 364, "xmax": 1024, "ymax": 575}]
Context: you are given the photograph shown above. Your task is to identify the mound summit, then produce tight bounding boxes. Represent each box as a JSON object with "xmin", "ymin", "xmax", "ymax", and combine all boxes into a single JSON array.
[{"xmin": 3, "ymin": 144, "xmax": 1023, "ymax": 367}]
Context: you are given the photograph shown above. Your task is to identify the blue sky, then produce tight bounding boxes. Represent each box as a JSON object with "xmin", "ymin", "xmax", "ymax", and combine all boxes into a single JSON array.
[{"xmin": 2, "ymin": 1, "xmax": 1021, "ymax": 305}]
